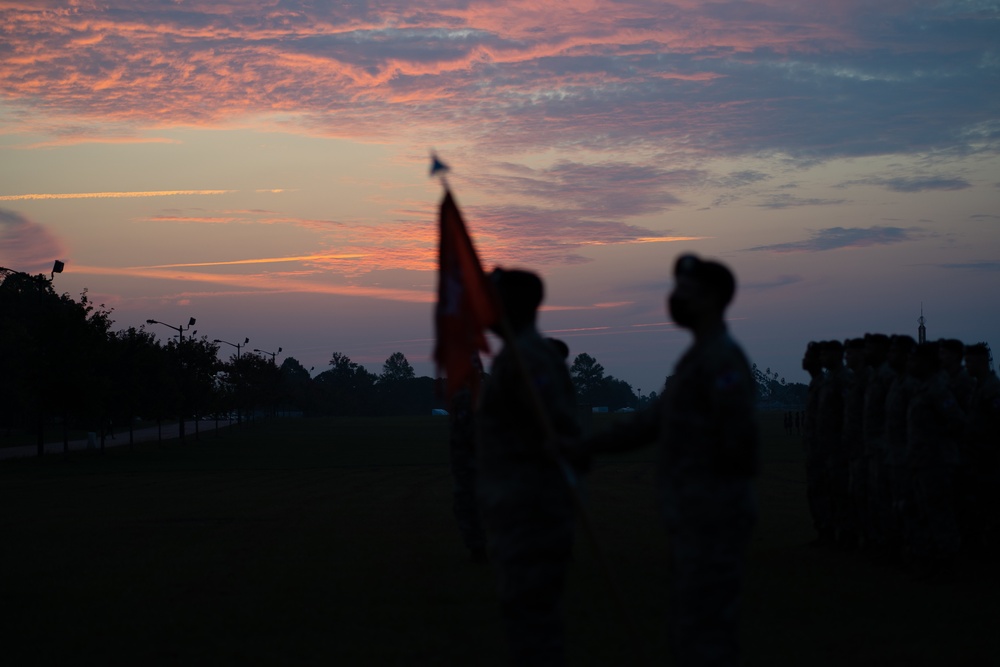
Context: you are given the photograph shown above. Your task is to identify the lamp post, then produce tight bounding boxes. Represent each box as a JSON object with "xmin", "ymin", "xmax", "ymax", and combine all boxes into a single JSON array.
[
  {"xmin": 253, "ymin": 346, "xmax": 282, "ymax": 364},
  {"xmin": 215, "ymin": 337, "xmax": 249, "ymax": 424},
  {"xmin": 2, "ymin": 261, "xmax": 67, "ymax": 457},
  {"xmin": 214, "ymin": 337, "xmax": 250, "ymax": 359},
  {"xmin": 146, "ymin": 317, "xmax": 197, "ymax": 341}
]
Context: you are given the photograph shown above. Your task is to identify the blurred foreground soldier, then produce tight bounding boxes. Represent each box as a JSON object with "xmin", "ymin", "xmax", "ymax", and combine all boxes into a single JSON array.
[
  {"xmin": 448, "ymin": 354, "xmax": 487, "ymax": 562},
  {"xmin": 476, "ymin": 268, "xmax": 584, "ymax": 666},
  {"xmin": 577, "ymin": 254, "xmax": 758, "ymax": 667}
]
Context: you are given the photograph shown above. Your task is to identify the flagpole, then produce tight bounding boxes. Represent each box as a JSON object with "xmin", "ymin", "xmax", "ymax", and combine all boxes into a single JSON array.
[{"xmin": 432, "ymin": 157, "xmax": 649, "ymax": 665}]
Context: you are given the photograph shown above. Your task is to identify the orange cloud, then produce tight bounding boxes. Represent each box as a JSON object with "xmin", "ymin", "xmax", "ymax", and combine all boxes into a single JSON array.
[
  {"xmin": 0, "ymin": 189, "xmax": 235, "ymax": 201},
  {"xmin": 69, "ymin": 263, "xmax": 434, "ymax": 304}
]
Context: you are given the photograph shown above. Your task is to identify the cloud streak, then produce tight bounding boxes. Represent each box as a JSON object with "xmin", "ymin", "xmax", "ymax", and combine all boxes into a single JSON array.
[
  {"xmin": 0, "ymin": 189, "xmax": 236, "ymax": 201},
  {"xmin": 746, "ymin": 226, "xmax": 923, "ymax": 253}
]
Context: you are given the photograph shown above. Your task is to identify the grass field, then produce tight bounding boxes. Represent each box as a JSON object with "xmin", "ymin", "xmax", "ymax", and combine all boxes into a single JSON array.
[{"xmin": 1, "ymin": 413, "xmax": 997, "ymax": 666}]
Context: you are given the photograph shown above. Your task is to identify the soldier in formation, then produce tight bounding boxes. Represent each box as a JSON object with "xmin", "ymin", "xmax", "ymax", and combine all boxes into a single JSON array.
[{"xmin": 801, "ymin": 335, "xmax": 999, "ymax": 579}]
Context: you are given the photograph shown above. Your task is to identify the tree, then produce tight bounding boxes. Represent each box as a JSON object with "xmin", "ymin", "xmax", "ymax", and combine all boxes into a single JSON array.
[
  {"xmin": 0, "ymin": 270, "xmax": 115, "ymax": 451},
  {"xmin": 378, "ymin": 352, "xmax": 428, "ymax": 415},
  {"xmin": 570, "ymin": 353, "xmax": 605, "ymax": 401},
  {"xmin": 278, "ymin": 356, "xmax": 314, "ymax": 414},
  {"xmin": 315, "ymin": 352, "xmax": 377, "ymax": 415},
  {"xmin": 379, "ymin": 351, "xmax": 415, "ymax": 384},
  {"xmin": 569, "ymin": 352, "xmax": 637, "ymax": 410}
]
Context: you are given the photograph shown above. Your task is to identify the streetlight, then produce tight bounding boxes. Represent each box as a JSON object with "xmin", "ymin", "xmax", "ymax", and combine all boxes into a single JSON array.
[
  {"xmin": 214, "ymin": 337, "xmax": 250, "ymax": 359},
  {"xmin": 1, "ymin": 259, "xmax": 66, "ymax": 282},
  {"xmin": 146, "ymin": 317, "xmax": 197, "ymax": 341},
  {"xmin": 253, "ymin": 346, "xmax": 282, "ymax": 364}
]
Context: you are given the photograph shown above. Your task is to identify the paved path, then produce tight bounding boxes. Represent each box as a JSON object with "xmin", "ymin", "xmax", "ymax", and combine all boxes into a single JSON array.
[{"xmin": 0, "ymin": 419, "xmax": 237, "ymax": 461}]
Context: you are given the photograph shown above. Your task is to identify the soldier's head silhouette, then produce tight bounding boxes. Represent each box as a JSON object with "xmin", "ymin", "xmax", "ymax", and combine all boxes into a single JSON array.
[
  {"xmin": 802, "ymin": 341, "xmax": 823, "ymax": 376},
  {"xmin": 937, "ymin": 338, "xmax": 965, "ymax": 375},
  {"xmin": 668, "ymin": 254, "xmax": 735, "ymax": 333},
  {"xmin": 820, "ymin": 339, "xmax": 844, "ymax": 371},
  {"xmin": 964, "ymin": 342, "xmax": 992, "ymax": 379},
  {"xmin": 845, "ymin": 338, "xmax": 865, "ymax": 371},
  {"xmin": 490, "ymin": 268, "xmax": 543, "ymax": 337},
  {"xmin": 863, "ymin": 333, "xmax": 890, "ymax": 367},
  {"xmin": 888, "ymin": 334, "xmax": 915, "ymax": 372},
  {"xmin": 546, "ymin": 337, "xmax": 570, "ymax": 361}
]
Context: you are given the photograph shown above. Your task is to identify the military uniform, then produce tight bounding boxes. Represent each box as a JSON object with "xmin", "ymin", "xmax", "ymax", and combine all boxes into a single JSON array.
[
  {"xmin": 884, "ymin": 372, "xmax": 916, "ymax": 553},
  {"xmin": 477, "ymin": 327, "xmax": 582, "ymax": 666},
  {"xmin": 843, "ymin": 365, "xmax": 867, "ymax": 545},
  {"xmin": 960, "ymin": 370, "xmax": 1000, "ymax": 539},
  {"xmin": 449, "ymin": 386, "xmax": 486, "ymax": 558},
  {"xmin": 589, "ymin": 327, "xmax": 758, "ymax": 667},
  {"xmin": 804, "ymin": 372, "xmax": 832, "ymax": 542},
  {"xmin": 862, "ymin": 363, "xmax": 894, "ymax": 550},
  {"xmin": 906, "ymin": 373, "xmax": 964, "ymax": 567}
]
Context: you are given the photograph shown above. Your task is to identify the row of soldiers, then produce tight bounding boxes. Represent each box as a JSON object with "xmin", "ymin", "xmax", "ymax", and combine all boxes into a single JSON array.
[{"xmin": 802, "ymin": 334, "xmax": 1000, "ymax": 579}]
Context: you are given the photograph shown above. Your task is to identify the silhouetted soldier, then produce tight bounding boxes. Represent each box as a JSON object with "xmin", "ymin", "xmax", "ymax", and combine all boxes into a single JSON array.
[
  {"xmin": 939, "ymin": 338, "xmax": 975, "ymax": 410},
  {"xmin": 959, "ymin": 343, "xmax": 1000, "ymax": 550},
  {"xmin": 448, "ymin": 354, "xmax": 487, "ymax": 562},
  {"xmin": 842, "ymin": 337, "xmax": 867, "ymax": 549},
  {"xmin": 884, "ymin": 334, "xmax": 916, "ymax": 563},
  {"xmin": 819, "ymin": 340, "xmax": 849, "ymax": 547},
  {"xmin": 578, "ymin": 254, "xmax": 758, "ymax": 667},
  {"xmin": 905, "ymin": 342, "xmax": 964, "ymax": 579},
  {"xmin": 862, "ymin": 333, "xmax": 893, "ymax": 557},
  {"xmin": 802, "ymin": 341, "xmax": 832, "ymax": 546},
  {"xmin": 476, "ymin": 268, "xmax": 583, "ymax": 667}
]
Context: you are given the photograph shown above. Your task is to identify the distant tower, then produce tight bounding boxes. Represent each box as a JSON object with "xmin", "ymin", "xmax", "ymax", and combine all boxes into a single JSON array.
[{"xmin": 917, "ymin": 304, "xmax": 926, "ymax": 344}]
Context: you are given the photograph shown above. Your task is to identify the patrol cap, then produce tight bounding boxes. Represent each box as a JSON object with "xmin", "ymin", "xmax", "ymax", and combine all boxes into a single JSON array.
[{"xmin": 673, "ymin": 253, "xmax": 736, "ymax": 307}]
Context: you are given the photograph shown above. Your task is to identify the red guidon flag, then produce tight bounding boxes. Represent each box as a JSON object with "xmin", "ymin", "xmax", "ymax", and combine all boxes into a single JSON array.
[{"xmin": 434, "ymin": 189, "xmax": 499, "ymax": 398}]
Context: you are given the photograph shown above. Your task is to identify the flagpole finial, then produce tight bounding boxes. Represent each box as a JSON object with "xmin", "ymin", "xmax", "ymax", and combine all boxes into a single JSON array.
[{"xmin": 430, "ymin": 152, "xmax": 450, "ymax": 177}]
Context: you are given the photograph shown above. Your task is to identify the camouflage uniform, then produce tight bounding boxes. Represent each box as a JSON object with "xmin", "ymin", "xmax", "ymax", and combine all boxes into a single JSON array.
[
  {"xmin": 906, "ymin": 373, "xmax": 964, "ymax": 565},
  {"xmin": 589, "ymin": 327, "xmax": 758, "ymax": 667},
  {"xmin": 862, "ymin": 363, "xmax": 894, "ymax": 550},
  {"xmin": 960, "ymin": 370, "xmax": 1000, "ymax": 537},
  {"xmin": 884, "ymin": 372, "xmax": 916, "ymax": 553},
  {"xmin": 477, "ymin": 327, "xmax": 582, "ymax": 666},
  {"xmin": 843, "ymin": 365, "xmax": 867, "ymax": 544},
  {"xmin": 818, "ymin": 365, "xmax": 848, "ymax": 541},
  {"xmin": 804, "ymin": 373, "xmax": 832, "ymax": 542},
  {"xmin": 449, "ymin": 386, "xmax": 486, "ymax": 557}
]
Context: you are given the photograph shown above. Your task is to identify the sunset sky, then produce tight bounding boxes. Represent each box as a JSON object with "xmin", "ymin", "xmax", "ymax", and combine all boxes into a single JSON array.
[{"xmin": 2, "ymin": 1, "xmax": 998, "ymax": 395}]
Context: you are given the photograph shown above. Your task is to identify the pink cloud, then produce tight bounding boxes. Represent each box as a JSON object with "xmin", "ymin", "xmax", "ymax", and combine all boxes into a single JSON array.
[{"xmin": 0, "ymin": 208, "xmax": 68, "ymax": 273}]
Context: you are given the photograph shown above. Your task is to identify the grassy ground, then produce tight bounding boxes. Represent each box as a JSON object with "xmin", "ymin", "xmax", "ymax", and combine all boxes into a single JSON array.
[{"xmin": 1, "ymin": 414, "xmax": 997, "ymax": 665}]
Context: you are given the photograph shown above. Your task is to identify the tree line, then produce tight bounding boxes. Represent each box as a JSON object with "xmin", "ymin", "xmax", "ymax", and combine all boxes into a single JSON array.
[{"xmin": 3, "ymin": 269, "xmax": 805, "ymax": 452}]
